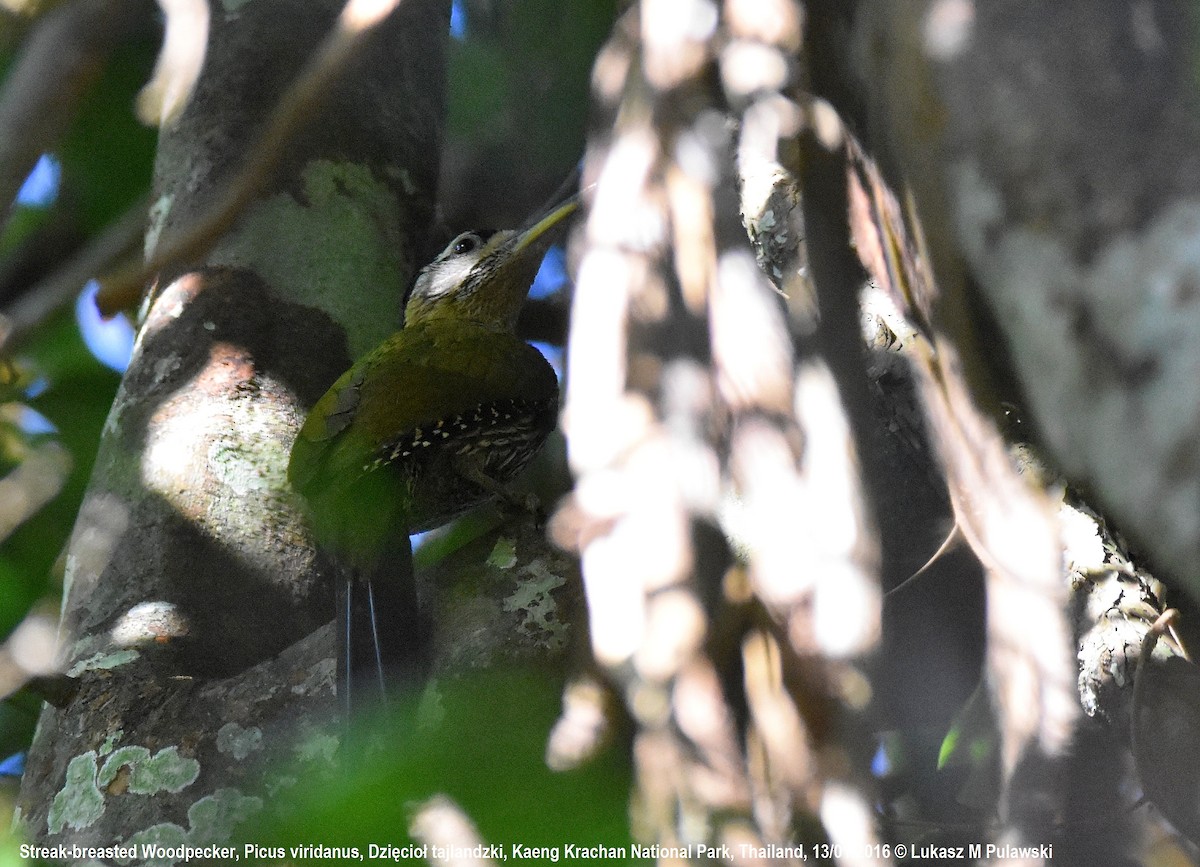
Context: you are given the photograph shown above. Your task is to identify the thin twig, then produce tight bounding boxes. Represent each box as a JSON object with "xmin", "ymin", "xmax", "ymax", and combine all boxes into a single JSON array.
[
  {"xmin": 1130, "ymin": 607, "xmax": 1180, "ymax": 771},
  {"xmin": 0, "ymin": 193, "xmax": 148, "ymax": 352},
  {"xmin": 885, "ymin": 521, "xmax": 962, "ymax": 597}
]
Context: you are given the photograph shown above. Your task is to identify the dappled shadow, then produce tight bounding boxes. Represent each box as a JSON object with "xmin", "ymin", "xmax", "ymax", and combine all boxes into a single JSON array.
[{"xmin": 59, "ymin": 267, "xmax": 351, "ymax": 679}]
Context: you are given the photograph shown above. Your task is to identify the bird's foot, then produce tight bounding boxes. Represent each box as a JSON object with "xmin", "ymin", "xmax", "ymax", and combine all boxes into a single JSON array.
[{"xmin": 497, "ymin": 490, "xmax": 545, "ymax": 529}]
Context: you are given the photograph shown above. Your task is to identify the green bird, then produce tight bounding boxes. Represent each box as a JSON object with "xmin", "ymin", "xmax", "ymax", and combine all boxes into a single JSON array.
[{"xmin": 288, "ymin": 196, "xmax": 577, "ymax": 716}]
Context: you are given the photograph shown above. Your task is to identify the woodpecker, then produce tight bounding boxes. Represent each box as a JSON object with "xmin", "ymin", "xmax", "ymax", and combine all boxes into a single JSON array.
[{"xmin": 288, "ymin": 196, "xmax": 576, "ymax": 716}]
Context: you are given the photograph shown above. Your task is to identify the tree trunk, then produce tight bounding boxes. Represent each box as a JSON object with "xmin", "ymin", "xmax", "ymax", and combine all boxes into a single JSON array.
[{"xmin": 16, "ymin": 0, "xmax": 448, "ymax": 848}]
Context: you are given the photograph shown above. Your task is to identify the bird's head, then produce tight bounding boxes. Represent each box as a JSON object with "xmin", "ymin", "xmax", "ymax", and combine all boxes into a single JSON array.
[{"xmin": 404, "ymin": 196, "xmax": 578, "ymax": 330}]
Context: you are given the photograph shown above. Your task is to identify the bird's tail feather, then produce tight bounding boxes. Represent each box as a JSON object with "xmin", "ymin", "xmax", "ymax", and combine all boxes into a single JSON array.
[{"xmin": 336, "ymin": 533, "xmax": 428, "ymax": 718}]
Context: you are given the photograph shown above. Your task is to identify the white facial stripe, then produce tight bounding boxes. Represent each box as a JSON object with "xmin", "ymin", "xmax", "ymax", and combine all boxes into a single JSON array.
[
  {"xmin": 409, "ymin": 229, "xmax": 517, "ymax": 304},
  {"xmin": 420, "ymin": 256, "xmax": 480, "ymax": 299}
]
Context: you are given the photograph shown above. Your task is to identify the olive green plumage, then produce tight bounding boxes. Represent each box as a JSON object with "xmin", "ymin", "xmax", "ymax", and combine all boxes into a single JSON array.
[
  {"xmin": 288, "ymin": 320, "xmax": 558, "ymax": 557},
  {"xmin": 287, "ymin": 197, "xmax": 576, "ymax": 711},
  {"xmin": 288, "ymin": 198, "xmax": 575, "ymax": 559}
]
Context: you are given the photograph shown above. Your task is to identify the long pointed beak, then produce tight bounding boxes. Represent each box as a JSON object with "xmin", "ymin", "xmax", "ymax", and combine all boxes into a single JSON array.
[
  {"xmin": 457, "ymin": 193, "xmax": 580, "ymax": 313},
  {"xmin": 512, "ymin": 196, "xmax": 579, "ymax": 255}
]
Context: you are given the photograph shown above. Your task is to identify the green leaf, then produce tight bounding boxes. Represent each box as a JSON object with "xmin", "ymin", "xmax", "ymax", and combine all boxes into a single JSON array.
[
  {"xmin": 937, "ymin": 681, "xmax": 994, "ymax": 771},
  {"xmin": 247, "ymin": 670, "xmax": 633, "ymax": 864},
  {"xmin": 56, "ymin": 37, "xmax": 158, "ymax": 234},
  {"xmin": 0, "ymin": 311, "xmax": 119, "ymax": 637}
]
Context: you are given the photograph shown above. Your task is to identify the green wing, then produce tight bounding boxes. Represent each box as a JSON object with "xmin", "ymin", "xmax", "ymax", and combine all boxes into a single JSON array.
[{"xmin": 287, "ymin": 322, "xmax": 555, "ymax": 499}]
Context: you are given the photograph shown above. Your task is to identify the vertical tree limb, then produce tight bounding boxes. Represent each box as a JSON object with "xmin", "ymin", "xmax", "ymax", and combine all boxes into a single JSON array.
[{"xmin": 16, "ymin": 0, "xmax": 448, "ymax": 847}]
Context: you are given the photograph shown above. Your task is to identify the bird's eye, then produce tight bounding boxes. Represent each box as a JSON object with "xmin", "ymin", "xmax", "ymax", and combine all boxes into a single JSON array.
[{"xmin": 451, "ymin": 233, "xmax": 483, "ymax": 256}]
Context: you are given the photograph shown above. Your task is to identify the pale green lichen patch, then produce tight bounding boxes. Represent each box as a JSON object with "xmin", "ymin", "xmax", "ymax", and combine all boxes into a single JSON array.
[
  {"xmin": 97, "ymin": 745, "xmax": 199, "ymax": 794},
  {"xmin": 216, "ymin": 722, "xmax": 263, "ymax": 761},
  {"xmin": 265, "ymin": 773, "xmax": 297, "ymax": 798},
  {"xmin": 122, "ymin": 822, "xmax": 187, "ymax": 867},
  {"xmin": 96, "ymin": 746, "xmax": 150, "ymax": 787},
  {"xmin": 99, "ymin": 730, "xmax": 123, "ymax": 757},
  {"xmin": 186, "ymin": 788, "xmax": 263, "ymax": 846},
  {"xmin": 48, "ymin": 744, "xmax": 202, "ymax": 836},
  {"xmin": 209, "ymin": 159, "xmax": 407, "ymax": 357},
  {"xmin": 118, "ymin": 790, "xmax": 261, "ymax": 866},
  {"xmin": 144, "ymin": 193, "xmax": 173, "ymax": 260},
  {"xmin": 503, "ymin": 563, "xmax": 568, "ymax": 650},
  {"xmin": 294, "ymin": 730, "xmax": 339, "ymax": 765},
  {"xmin": 486, "ymin": 536, "xmax": 518, "ymax": 569},
  {"xmin": 66, "ymin": 649, "xmax": 139, "ymax": 678},
  {"xmin": 48, "ymin": 752, "xmax": 105, "ymax": 834},
  {"xmin": 130, "ymin": 746, "xmax": 201, "ymax": 794},
  {"xmin": 292, "ymin": 656, "xmax": 335, "ymax": 695},
  {"xmin": 9, "ymin": 804, "xmax": 24, "ymax": 836}
]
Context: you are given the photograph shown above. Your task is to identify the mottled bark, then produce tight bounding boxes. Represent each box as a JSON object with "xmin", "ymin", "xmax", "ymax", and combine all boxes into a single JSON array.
[
  {"xmin": 858, "ymin": 0, "xmax": 1200, "ymax": 607},
  {"xmin": 827, "ymin": 0, "xmax": 1200, "ymax": 854},
  {"xmin": 17, "ymin": 0, "xmax": 448, "ymax": 849}
]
